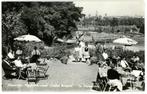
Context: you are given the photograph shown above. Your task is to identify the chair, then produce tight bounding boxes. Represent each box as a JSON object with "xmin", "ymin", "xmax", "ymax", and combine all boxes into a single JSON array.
[
  {"xmin": 125, "ymin": 74, "xmax": 138, "ymax": 90},
  {"xmin": 27, "ymin": 68, "xmax": 38, "ymax": 84},
  {"xmin": 2, "ymin": 60, "xmax": 18, "ymax": 79},
  {"xmin": 94, "ymin": 72, "xmax": 108, "ymax": 91},
  {"xmin": 36, "ymin": 65, "xmax": 49, "ymax": 79},
  {"xmin": 103, "ymin": 82, "xmax": 118, "ymax": 91}
]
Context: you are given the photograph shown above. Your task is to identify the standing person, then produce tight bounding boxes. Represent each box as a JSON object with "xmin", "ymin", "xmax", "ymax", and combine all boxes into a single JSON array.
[
  {"xmin": 15, "ymin": 47, "xmax": 23, "ymax": 58},
  {"xmin": 79, "ymin": 40, "xmax": 85, "ymax": 62},
  {"xmin": 84, "ymin": 42, "xmax": 90, "ymax": 64},
  {"xmin": 74, "ymin": 45, "xmax": 81, "ymax": 62},
  {"xmin": 30, "ymin": 46, "xmax": 41, "ymax": 63},
  {"xmin": 96, "ymin": 42, "xmax": 104, "ymax": 62},
  {"xmin": 79, "ymin": 45, "xmax": 84, "ymax": 62},
  {"xmin": 106, "ymin": 63, "xmax": 123, "ymax": 91}
]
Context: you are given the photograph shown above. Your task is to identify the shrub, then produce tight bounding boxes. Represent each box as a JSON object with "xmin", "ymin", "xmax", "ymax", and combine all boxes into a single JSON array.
[
  {"xmin": 13, "ymin": 41, "xmax": 45, "ymax": 57},
  {"xmin": 41, "ymin": 44, "xmax": 74, "ymax": 59},
  {"xmin": 105, "ymin": 47, "xmax": 144, "ymax": 63},
  {"xmin": 13, "ymin": 41, "xmax": 74, "ymax": 60},
  {"xmin": 91, "ymin": 45, "xmax": 144, "ymax": 64}
]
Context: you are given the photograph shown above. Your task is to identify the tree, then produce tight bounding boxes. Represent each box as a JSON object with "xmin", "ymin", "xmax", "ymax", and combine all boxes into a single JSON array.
[
  {"xmin": 2, "ymin": 2, "xmax": 27, "ymax": 50},
  {"xmin": 20, "ymin": 2, "xmax": 83, "ymax": 45},
  {"xmin": 2, "ymin": 2, "xmax": 84, "ymax": 46}
]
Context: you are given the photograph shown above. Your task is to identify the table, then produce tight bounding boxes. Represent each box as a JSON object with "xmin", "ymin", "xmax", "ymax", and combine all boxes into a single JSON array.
[{"xmin": 17, "ymin": 67, "xmax": 28, "ymax": 79}]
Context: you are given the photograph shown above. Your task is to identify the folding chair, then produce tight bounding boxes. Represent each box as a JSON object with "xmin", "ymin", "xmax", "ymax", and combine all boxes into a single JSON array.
[
  {"xmin": 103, "ymin": 82, "xmax": 119, "ymax": 91},
  {"xmin": 94, "ymin": 72, "xmax": 108, "ymax": 91},
  {"xmin": 126, "ymin": 74, "xmax": 138, "ymax": 90},
  {"xmin": 27, "ymin": 68, "xmax": 38, "ymax": 84},
  {"xmin": 36, "ymin": 65, "xmax": 49, "ymax": 79}
]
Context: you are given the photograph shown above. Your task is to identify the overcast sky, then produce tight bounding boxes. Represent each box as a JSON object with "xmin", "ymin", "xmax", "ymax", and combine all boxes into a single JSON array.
[{"xmin": 74, "ymin": 0, "xmax": 144, "ymax": 17}]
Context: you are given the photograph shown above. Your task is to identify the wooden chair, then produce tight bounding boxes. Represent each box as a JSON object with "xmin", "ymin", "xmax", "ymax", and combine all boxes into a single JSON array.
[
  {"xmin": 27, "ymin": 68, "xmax": 38, "ymax": 84},
  {"xmin": 93, "ymin": 72, "xmax": 108, "ymax": 91},
  {"xmin": 125, "ymin": 74, "xmax": 138, "ymax": 90},
  {"xmin": 36, "ymin": 65, "xmax": 49, "ymax": 79}
]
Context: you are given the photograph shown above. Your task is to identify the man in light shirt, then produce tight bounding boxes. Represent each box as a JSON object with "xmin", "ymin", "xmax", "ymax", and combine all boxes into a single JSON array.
[
  {"xmin": 13, "ymin": 56, "xmax": 26, "ymax": 68},
  {"xmin": 7, "ymin": 49, "xmax": 15, "ymax": 60},
  {"xmin": 120, "ymin": 57, "xmax": 131, "ymax": 71},
  {"xmin": 102, "ymin": 50, "xmax": 108, "ymax": 60},
  {"xmin": 120, "ymin": 58, "xmax": 129, "ymax": 68},
  {"xmin": 13, "ymin": 56, "xmax": 28, "ymax": 79}
]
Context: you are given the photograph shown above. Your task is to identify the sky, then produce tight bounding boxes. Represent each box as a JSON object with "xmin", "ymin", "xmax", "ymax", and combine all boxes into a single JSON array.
[{"xmin": 74, "ymin": 0, "xmax": 145, "ymax": 17}]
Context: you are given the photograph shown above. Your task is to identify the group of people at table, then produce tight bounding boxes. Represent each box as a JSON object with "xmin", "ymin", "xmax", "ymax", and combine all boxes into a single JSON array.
[
  {"xmin": 2, "ymin": 41, "xmax": 144, "ymax": 90},
  {"xmin": 95, "ymin": 47, "xmax": 144, "ymax": 91},
  {"xmin": 74, "ymin": 41, "xmax": 144, "ymax": 91},
  {"xmin": 2, "ymin": 46, "xmax": 41, "ymax": 79}
]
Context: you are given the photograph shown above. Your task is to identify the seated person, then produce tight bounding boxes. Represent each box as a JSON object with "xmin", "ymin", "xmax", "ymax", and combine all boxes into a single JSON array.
[
  {"xmin": 30, "ymin": 46, "xmax": 41, "ymax": 63},
  {"xmin": 139, "ymin": 68, "xmax": 145, "ymax": 81},
  {"xmin": 134, "ymin": 55, "xmax": 140, "ymax": 63},
  {"xmin": 119, "ymin": 57, "xmax": 131, "ymax": 71},
  {"xmin": 13, "ymin": 56, "xmax": 28, "ymax": 79},
  {"xmin": 7, "ymin": 49, "xmax": 15, "ymax": 61},
  {"xmin": 102, "ymin": 50, "xmax": 108, "ymax": 60},
  {"xmin": 111, "ymin": 55, "xmax": 119, "ymax": 67},
  {"xmin": 15, "ymin": 47, "xmax": 23, "ymax": 58},
  {"xmin": 13, "ymin": 56, "xmax": 27, "ymax": 68},
  {"xmin": 106, "ymin": 64, "xmax": 123, "ymax": 91},
  {"xmin": 98, "ymin": 63, "xmax": 108, "ymax": 87},
  {"xmin": 2, "ymin": 56, "xmax": 18, "ymax": 79}
]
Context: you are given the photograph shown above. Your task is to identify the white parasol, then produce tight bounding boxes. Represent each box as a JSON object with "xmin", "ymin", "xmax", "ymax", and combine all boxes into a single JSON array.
[
  {"xmin": 14, "ymin": 34, "xmax": 41, "ymax": 42},
  {"xmin": 113, "ymin": 37, "xmax": 138, "ymax": 46}
]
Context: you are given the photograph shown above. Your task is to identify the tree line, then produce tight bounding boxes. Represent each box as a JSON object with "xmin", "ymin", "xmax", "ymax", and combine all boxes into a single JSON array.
[{"xmin": 79, "ymin": 16, "xmax": 144, "ymax": 34}]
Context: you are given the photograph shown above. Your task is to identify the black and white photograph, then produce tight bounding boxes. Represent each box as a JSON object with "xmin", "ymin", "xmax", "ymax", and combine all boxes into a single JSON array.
[{"xmin": 1, "ymin": 0, "xmax": 145, "ymax": 92}]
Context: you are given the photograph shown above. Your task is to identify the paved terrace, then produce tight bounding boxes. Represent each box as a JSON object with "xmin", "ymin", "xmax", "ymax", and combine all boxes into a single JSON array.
[{"xmin": 2, "ymin": 58, "xmax": 143, "ymax": 92}]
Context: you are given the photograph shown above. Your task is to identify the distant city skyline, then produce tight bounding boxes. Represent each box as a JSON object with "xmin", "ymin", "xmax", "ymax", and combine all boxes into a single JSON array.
[{"xmin": 74, "ymin": 0, "xmax": 144, "ymax": 17}]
